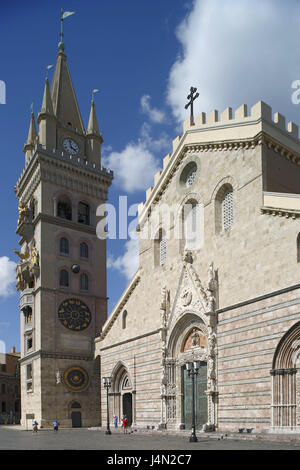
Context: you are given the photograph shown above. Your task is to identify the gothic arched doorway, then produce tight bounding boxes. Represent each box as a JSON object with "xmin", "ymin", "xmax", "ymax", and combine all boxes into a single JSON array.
[
  {"xmin": 181, "ymin": 328, "xmax": 208, "ymax": 429},
  {"xmin": 271, "ymin": 322, "xmax": 300, "ymax": 429},
  {"xmin": 165, "ymin": 314, "xmax": 216, "ymax": 431},
  {"xmin": 111, "ymin": 363, "xmax": 134, "ymax": 427}
]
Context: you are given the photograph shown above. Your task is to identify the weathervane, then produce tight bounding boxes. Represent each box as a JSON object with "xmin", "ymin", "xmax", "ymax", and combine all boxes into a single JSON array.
[
  {"xmin": 46, "ymin": 64, "xmax": 53, "ymax": 79},
  {"xmin": 185, "ymin": 86, "xmax": 199, "ymax": 126},
  {"xmin": 59, "ymin": 9, "xmax": 76, "ymax": 50},
  {"xmin": 92, "ymin": 89, "xmax": 99, "ymax": 102}
]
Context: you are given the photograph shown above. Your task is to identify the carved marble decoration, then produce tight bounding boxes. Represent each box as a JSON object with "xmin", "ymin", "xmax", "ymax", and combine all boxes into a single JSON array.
[
  {"xmin": 182, "ymin": 250, "xmax": 193, "ymax": 264},
  {"xmin": 181, "ymin": 289, "xmax": 192, "ymax": 307},
  {"xmin": 191, "ymin": 328, "xmax": 200, "ymax": 347},
  {"xmin": 165, "ymin": 261, "xmax": 219, "ymax": 431},
  {"xmin": 167, "ymin": 261, "xmax": 218, "ymax": 335}
]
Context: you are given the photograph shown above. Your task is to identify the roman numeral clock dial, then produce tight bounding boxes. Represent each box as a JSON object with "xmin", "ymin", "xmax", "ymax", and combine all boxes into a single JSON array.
[{"xmin": 63, "ymin": 138, "xmax": 79, "ymax": 155}]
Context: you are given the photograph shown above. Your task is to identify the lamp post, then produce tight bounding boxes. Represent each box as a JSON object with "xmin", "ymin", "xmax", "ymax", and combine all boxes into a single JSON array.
[
  {"xmin": 186, "ymin": 361, "xmax": 200, "ymax": 442},
  {"xmin": 102, "ymin": 376, "xmax": 112, "ymax": 435}
]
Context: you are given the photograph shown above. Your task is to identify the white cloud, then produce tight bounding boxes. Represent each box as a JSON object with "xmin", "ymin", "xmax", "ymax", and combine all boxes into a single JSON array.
[
  {"xmin": 108, "ymin": 236, "xmax": 139, "ymax": 281},
  {"xmin": 0, "ymin": 256, "xmax": 17, "ymax": 298},
  {"xmin": 140, "ymin": 94, "xmax": 166, "ymax": 123},
  {"xmin": 103, "ymin": 122, "xmax": 169, "ymax": 193},
  {"xmin": 167, "ymin": 0, "xmax": 300, "ymax": 124}
]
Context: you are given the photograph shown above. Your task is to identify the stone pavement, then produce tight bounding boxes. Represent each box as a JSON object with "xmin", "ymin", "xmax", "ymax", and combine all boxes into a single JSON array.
[{"xmin": 0, "ymin": 425, "xmax": 299, "ymax": 451}]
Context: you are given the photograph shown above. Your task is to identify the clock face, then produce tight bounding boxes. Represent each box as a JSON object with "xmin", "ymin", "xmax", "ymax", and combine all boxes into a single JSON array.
[
  {"xmin": 63, "ymin": 138, "xmax": 79, "ymax": 155},
  {"xmin": 64, "ymin": 366, "xmax": 89, "ymax": 391},
  {"xmin": 58, "ymin": 298, "xmax": 91, "ymax": 331}
]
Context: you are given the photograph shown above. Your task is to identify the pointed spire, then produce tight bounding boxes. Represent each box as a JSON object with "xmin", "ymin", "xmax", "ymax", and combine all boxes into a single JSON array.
[
  {"xmin": 40, "ymin": 77, "xmax": 54, "ymax": 116},
  {"xmin": 23, "ymin": 111, "xmax": 37, "ymax": 159},
  {"xmin": 26, "ymin": 112, "xmax": 37, "ymax": 146},
  {"xmin": 50, "ymin": 49, "xmax": 85, "ymax": 134},
  {"xmin": 87, "ymin": 100, "xmax": 101, "ymax": 137}
]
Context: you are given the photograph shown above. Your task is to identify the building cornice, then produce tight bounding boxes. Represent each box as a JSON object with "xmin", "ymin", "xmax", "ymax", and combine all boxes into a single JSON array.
[
  {"xmin": 260, "ymin": 207, "xmax": 300, "ymax": 219},
  {"xmin": 19, "ymin": 349, "xmax": 94, "ymax": 364},
  {"xmin": 15, "ymin": 143, "xmax": 113, "ymax": 202}
]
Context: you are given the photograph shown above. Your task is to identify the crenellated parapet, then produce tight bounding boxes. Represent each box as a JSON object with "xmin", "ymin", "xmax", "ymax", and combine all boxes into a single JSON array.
[{"xmin": 139, "ymin": 100, "xmax": 300, "ymax": 225}]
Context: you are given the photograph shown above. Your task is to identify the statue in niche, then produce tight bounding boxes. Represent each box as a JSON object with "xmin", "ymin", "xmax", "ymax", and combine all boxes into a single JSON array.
[
  {"xmin": 31, "ymin": 247, "xmax": 39, "ymax": 267},
  {"xmin": 183, "ymin": 328, "xmax": 207, "ymax": 352},
  {"xmin": 191, "ymin": 328, "xmax": 200, "ymax": 347}
]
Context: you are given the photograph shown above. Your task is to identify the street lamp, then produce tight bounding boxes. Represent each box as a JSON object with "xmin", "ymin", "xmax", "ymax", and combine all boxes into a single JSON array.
[
  {"xmin": 102, "ymin": 376, "xmax": 112, "ymax": 435},
  {"xmin": 186, "ymin": 361, "xmax": 200, "ymax": 442}
]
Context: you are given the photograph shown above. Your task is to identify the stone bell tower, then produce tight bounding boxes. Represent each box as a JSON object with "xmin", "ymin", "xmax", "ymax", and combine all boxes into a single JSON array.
[{"xmin": 15, "ymin": 40, "xmax": 113, "ymax": 428}]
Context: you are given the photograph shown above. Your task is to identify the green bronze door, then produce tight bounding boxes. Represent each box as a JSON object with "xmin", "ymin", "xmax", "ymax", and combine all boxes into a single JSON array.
[{"xmin": 183, "ymin": 362, "xmax": 207, "ymax": 429}]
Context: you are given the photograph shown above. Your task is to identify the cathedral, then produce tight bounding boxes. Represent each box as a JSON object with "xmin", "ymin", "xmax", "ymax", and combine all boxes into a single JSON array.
[
  {"xmin": 15, "ymin": 39, "xmax": 300, "ymax": 432},
  {"xmin": 95, "ymin": 102, "xmax": 300, "ymax": 432}
]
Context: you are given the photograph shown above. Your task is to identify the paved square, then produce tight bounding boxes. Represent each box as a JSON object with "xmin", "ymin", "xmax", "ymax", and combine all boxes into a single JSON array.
[{"xmin": 0, "ymin": 426, "xmax": 299, "ymax": 451}]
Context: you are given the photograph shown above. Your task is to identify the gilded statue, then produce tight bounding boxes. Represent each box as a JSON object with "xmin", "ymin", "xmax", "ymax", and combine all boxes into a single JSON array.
[
  {"xmin": 31, "ymin": 247, "xmax": 39, "ymax": 267},
  {"xmin": 17, "ymin": 201, "xmax": 27, "ymax": 226},
  {"xmin": 13, "ymin": 248, "xmax": 30, "ymax": 260}
]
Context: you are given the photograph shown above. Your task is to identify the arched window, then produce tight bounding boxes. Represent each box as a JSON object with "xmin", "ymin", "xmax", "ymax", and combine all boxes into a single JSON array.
[
  {"xmin": 297, "ymin": 234, "xmax": 300, "ymax": 262},
  {"xmin": 60, "ymin": 237, "xmax": 69, "ymax": 255},
  {"xmin": 57, "ymin": 196, "xmax": 72, "ymax": 221},
  {"xmin": 78, "ymin": 202, "xmax": 90, "ymax": 225},
  {"xmin": 22, "ymin": 306, "xmax": 32, "ymax": 324},
  {"xmin": 183, "ymin": 200, "xmax": 200, "ymax": 251},
  {"xmin": 80, "ymin": 242, "xmax": 89, "ymax": 259},
  {"xmin": 154, "ymin": 229, "xmax": 167, "ymax": 266},
  {"xmin": 80, "ymin": 273, "xmax": 89, "ymax": 291},
  {"xmin": 159, "ymin": 230, "xmax": 167, "ymax": 266},
  {"xmin": 122, "ymin": 310, "xmax": 127, "ymax": 329},
  {"xmin": 59, "ymin": 269, "xmax": 69, "ymax": 287},
  {"xmin": 215, "ymin": 184, "xmax": 234, "ymax": 234},
  {"xmin": 221, "ymin": 188, "xmax": 234, "ymax": 231}
]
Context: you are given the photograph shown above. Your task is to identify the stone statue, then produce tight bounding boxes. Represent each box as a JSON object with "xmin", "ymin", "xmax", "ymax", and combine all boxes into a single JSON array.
[{"xmin": 191, "ymin": 328, "xmax": 200, "ymax": 347}]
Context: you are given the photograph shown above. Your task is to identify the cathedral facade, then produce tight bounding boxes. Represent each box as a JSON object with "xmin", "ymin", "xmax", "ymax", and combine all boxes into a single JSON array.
[{"xmin": 96, "ymin": 102, "xmax": 300, "ymax": 433}]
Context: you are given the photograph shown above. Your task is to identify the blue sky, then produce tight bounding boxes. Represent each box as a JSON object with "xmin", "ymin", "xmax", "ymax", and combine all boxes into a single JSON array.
[{"xmin": 1, "ymin": 0, "xmax": 300, "ymax": 352}]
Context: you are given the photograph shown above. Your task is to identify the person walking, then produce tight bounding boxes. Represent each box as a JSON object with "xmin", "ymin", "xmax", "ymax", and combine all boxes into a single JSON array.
[
  {"xmin": 53, "ymin": 419, "xmax": 60, "ymax": 432},
  {"xmin": 121, "ymin": 415, "xmax": 128, "ymax": 434},
  {"xmin": 113, "ymin": 415, "xmax": 118, "ymax": 428},
  {"xmin": 32, "ymin": 419, "xmax": 38, "ymax": 433}
]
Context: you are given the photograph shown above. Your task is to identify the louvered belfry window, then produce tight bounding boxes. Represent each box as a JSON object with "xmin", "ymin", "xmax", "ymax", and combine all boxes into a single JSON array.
[{"xmin": 221, "ymin": 188, "xmax": 234, "ymax": 231}]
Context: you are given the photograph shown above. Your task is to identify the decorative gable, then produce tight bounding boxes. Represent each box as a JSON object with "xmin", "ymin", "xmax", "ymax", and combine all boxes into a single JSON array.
[{"xmin": 167, "ymin": 252, "xmax": 218, "ymax": 336}]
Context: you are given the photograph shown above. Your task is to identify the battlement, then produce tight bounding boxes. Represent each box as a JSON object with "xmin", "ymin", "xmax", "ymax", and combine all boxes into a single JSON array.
[
  {"xmin": 183, "ymin": 100, "xmax": 300, "ymax": 139},
  {"xmin": 140, "ymin": 100, "xmax": 300, "ymax": 219},
  {"xmin": 16, "ymin": 143, "xmax": 113, "ymax": 189}
]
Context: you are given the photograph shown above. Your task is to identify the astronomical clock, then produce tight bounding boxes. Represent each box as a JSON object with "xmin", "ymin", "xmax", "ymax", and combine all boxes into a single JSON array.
[{"xmin": 58, "ymin": 298, "xmax": 91, "ymax": 331}]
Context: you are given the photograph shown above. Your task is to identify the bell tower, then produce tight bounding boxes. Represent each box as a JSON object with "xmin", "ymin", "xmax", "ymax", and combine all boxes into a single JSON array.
[{"xmin": 15, "ymin": 41, "xmax": 113, "ymax": 428}]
